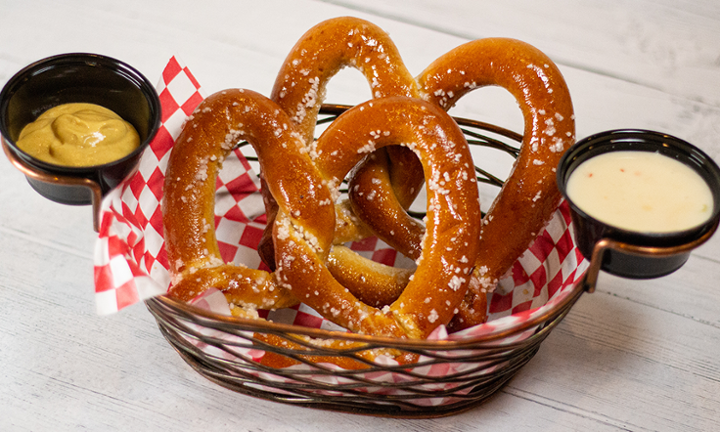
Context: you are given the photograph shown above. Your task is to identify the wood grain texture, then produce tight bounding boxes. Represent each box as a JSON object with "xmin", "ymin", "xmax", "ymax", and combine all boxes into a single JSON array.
[{"xmin": 1, "ymin": 0, "xmax": 719, "ymax": 430}]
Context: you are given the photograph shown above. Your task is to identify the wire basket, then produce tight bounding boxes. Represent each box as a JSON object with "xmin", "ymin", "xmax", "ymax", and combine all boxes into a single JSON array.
[{"xmin": 144, "ymin": 105, "xmax": 588, "ymax": 418}]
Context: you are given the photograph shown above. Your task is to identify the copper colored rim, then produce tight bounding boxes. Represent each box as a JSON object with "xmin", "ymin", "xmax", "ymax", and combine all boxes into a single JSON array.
[{"xmin": 1, "ymin": 138, "xmax": 103, "ymax": 231}]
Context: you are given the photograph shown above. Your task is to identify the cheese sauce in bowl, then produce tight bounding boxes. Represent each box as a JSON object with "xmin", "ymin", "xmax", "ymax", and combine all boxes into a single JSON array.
[
  {"xmin": 566, "ymin": 150, "xmax": 714, "ymax": 233},
  {"xmin": 557, "ymin": 130, "xmax": 720, "ymax": 279}
]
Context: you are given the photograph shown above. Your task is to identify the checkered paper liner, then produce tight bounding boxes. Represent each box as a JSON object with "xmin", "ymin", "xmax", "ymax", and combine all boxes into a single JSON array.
[{"xmin": 93, "ymin": 57, "xmax": 589, "ymax": 382}]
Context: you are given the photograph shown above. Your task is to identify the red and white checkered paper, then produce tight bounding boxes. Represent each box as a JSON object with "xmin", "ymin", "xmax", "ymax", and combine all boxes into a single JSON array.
[{"xmin": 93, "ymin": 57, "xmax": 589, "ymax": 380}]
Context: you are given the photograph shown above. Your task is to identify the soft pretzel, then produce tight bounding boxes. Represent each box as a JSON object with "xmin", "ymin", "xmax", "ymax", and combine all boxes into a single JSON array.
[
  {"xmin": 163, "ymin": 89, "xmax": 330, "ymax": 317},
  {"xmin": 277, "ymin": 96, "xmax": 481, "ymax": 339},
  {"xmin": 346, "ymin": 38, "xmax": 575, "ymax": 330},
  {"xmin": 165, "ymin": 22, "xmax": 575, "ymax": 370},
  {"xmin": 163, "ymin": 91, "xmax": 481, "ymax": 362},
  {"xmin": 258, "ymin": 16, "xmax": 425, "ymax": 272},
  {"xmin": 162, "ymin": 90, "xmax": 390, "ymax": 366}
]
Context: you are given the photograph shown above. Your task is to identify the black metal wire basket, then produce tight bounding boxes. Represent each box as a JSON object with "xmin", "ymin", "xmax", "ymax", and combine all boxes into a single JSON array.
[{"xmin": 144, "ymin": 105, "xmax": 589, "ymax": 418}]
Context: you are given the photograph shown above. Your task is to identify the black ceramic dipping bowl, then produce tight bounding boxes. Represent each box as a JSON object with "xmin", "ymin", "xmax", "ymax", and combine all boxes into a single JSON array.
[
  {"xmin": 0, "ymin": 53, "xmax": 161, "ymax": 205},
  {"xmin": 557, "ymin": 129, "xmax": 720, "ymax": 279}
]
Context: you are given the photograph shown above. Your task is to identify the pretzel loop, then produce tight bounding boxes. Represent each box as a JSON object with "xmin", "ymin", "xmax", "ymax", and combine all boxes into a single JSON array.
[{"xmin": 163, "ymin": 89, "xmax": 333, "ymax": 317}]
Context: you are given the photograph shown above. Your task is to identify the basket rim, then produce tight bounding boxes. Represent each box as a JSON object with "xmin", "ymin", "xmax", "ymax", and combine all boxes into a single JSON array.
[
  {"xmin": 147, "ymin": 278, "xmax": 584, "ymax": 348},
  {"xmin": 147, "ymin": 268, "xmax": 586, "ymax": 350}
]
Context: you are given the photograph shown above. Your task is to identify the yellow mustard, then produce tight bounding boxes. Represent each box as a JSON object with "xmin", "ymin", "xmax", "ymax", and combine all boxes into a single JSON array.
[{"xmin": 16, "ymin": 102, "xmax": 141, "ymax": 167}]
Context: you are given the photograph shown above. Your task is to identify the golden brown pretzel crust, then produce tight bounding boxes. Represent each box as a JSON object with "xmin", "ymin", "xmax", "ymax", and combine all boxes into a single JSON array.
[
  {"xmin": 325, "ymin": 245, "xmax": 412, "ymax": 308},
  {"xmin": 348, "ymin": 148, "xmax": 425, "ymax": 260},
  {"xmin": 270, "ymin": 16, "xmax": 419, "ymax": 143},
  {"xmin": 346, "ymin": 38, "xmax": 575, "ymax": 329},
  {"xmin": 270, "ymin": 15, "xmax": 425, "ymax": 208}
]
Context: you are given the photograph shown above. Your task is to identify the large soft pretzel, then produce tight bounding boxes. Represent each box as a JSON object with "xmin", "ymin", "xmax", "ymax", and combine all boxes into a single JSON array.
[
  {"xmin": 276, "ymin": 96, "xmax": 481, "ymax": 338},
  {"xmin": 163, "ymin": 91, "xmax": 481, "ymax": 347},
  {"xmin": 258, "ymin": 16, "xmax": 425, "ymax": 271},
  {"xmin": 347, "ymin": 38, "xmax": 575, "ymax": 329},
  {"xmin": 163, "ymin": 89, "xmax": 326, "ymax": 316},
  {"xmin": 265, "ymin": 18, "xmax": 575, "ymax": 330}
]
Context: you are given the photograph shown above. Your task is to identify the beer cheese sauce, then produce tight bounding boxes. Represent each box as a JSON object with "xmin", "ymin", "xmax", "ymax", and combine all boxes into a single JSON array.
[
  {"xmin": 567, "ymin": 150, "xmax": 714, "ymax": 233},
  {"xmin": 16, "ymin": 103, "xmax": 140, "ymax": 167}
]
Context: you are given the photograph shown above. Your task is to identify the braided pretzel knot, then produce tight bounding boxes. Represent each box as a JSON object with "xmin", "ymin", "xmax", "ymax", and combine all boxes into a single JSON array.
[
  {"xmin": 163, "ymin": 91, "xmax": 481, "ymax": 363},
  {"xmin": 346, "ymin": 38, "xmax": 576, "ymax": 330}
]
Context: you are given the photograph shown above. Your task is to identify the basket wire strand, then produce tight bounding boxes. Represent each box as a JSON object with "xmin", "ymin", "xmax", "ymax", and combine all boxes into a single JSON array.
[{"xmin": 146, "ymin": 104, "xmax": 586, "ymax": 417}]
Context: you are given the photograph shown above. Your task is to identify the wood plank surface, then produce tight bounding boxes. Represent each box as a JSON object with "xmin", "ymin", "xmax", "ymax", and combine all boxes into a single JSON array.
[{"xmin": 1, "ymin": 1, "xmax": 719, "ymax": 430}]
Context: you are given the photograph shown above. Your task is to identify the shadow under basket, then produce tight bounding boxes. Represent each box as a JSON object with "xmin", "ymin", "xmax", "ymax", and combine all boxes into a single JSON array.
[{"xmin": 144, "ymin": 106, "xmax": 588, "ymax": 418}]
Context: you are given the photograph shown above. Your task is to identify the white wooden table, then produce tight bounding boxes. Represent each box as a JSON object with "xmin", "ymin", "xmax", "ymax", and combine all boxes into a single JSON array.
[{"xmin": 2, "ymin": 1, "xmax": 719, "ymax": 430}]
